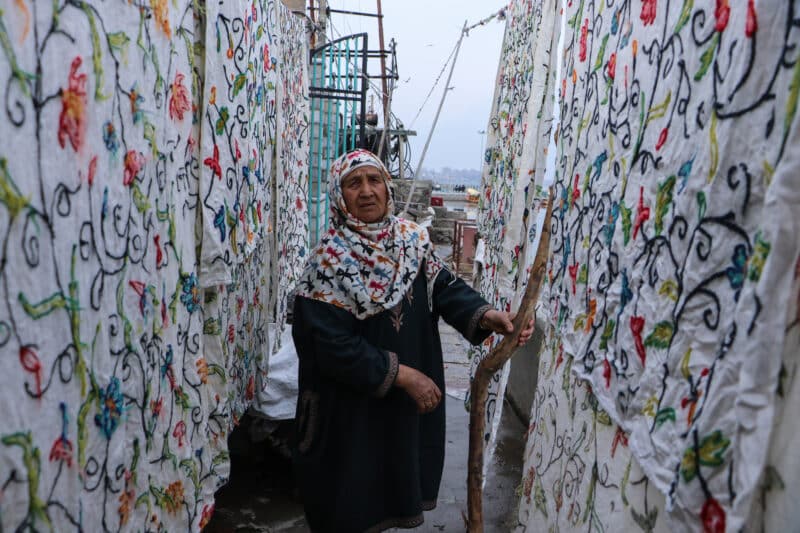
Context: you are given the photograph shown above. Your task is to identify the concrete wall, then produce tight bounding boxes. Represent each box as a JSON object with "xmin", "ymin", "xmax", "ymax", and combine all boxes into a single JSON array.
[
  {"xmin": 504, "ymin": 311, "xmax": 545, "ymax": 425},
  {"xmin": 429, "ymin": 205, "xmax": 467, "ymax": 245}
]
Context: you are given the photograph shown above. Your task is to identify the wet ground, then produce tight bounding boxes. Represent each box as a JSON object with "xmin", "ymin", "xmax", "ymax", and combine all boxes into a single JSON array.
[{"xmin": 205, "ymin": 321, "xmax": 526, "ymax": 532}]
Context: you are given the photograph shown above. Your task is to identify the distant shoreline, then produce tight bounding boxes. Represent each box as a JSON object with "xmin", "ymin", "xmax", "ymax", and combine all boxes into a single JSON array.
[{"xmin": 412, "ymin": 168, "xmax": 482, "ymax": 189}]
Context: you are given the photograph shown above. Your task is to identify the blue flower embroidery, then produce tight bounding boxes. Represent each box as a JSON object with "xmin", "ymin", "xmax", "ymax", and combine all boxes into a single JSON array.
[
  {"xmin": 95, "ymin": 378, "xmax": 124, "ymax": 440},
  {"xmin": 725, "ymin": 244, "xmax": 749, "ymax": 301},
  {"xmin": 102, "ymin": 121, "xmax": 119, "ymax": 155},
  {"xmin": 214, "ymin": 205, "xmax": 226, "ymax": 242},
  {"xmin": 180, "ymin": 273, "xmax": 201, "ymax": 313}
]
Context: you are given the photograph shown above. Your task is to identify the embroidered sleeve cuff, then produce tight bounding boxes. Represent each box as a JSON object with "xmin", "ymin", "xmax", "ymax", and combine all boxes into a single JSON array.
[
  {"xmin": 374, "ymin": 350, "xmax": 399, "ymax": 398},
  {"xmin": 467, "ymin": 304, "xmax": 494, "ymax": 343}
]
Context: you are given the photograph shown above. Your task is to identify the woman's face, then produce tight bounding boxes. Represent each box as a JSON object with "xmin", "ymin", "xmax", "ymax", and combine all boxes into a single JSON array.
[{"xmin": 341, "ymin": 166, "xmax": 388, "ymax": 223}]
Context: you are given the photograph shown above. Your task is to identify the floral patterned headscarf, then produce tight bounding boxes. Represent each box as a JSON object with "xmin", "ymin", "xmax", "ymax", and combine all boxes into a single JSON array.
[{"xmin": 295, "ymin": 149, "xmax": 444, "ymax": 319}]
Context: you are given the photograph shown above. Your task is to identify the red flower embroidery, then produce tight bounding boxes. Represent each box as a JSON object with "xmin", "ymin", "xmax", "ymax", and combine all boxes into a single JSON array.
[
  {"xmin": 49, "ymin": 435, "xmax": 74, "ymax": 467},
  {"xmin": 655, "ymin": 127, "xmax": 668, "ymax": 151},
  {"xmin": 151, "ymin": 396, "xmax": 164, "ymax": 418},
  {"xmin": 572, "ymin": 173, "xmax": 581, "ymax": 207},
  {"xmin": 633, "ymin": 186, "xmax": 650, "ymax": 240},
  {"xmin": 606, "ymin": 52, "xmax": 617, "ymax": 79},
  {"xmin": 714, "ymin": 0, "xmax": 730, "ymax": 33},
  {"xmin": 123, "ymin": 150, "xmax": 145, "ymax": 186},
  {"xmin": 603, "ymin": 358, "xmax": 612, "ymax": 388},
  {"xmin": 630, "ymin": 316, "xmax": 646, "ymax": 365},
  {"xmin": 87, "ymin": 156, "xmax": 98, "ymax": 187},
  {"xmin": 579, "ymin": 19, "xmax": 589, "ymax": 62},
  {"xmin": 745, "ymin": 0, "xmax": 758, "ymax": 38},
  {"xmin": 169, "ymin": 73, "xmax": 191, "ymax": 121},
  {"xmin": 568, "ymin": 263, "xmax": 579, "ymax": 295},
  {"xmin": 161, "ymin": 299, "xmax": 168, "ymax": 328},
  {"xmin": 199, "ymin": 504, "xmax": 215, "ymax": 530},
  {"xmin": 172, "ymin": 421, "xmax": 186, "ymax": 447},
  {"xmin": 19, "ymin": 346, "xmax": 43, "ymax": 396},
  {"xmin": 50, "ymin": 403, "xmax": 74, "ymax": 468},
  {"xmin": 611, "ymin": 426, "xmax": 628, "ymax": 457},
  {"xmin": 640, "ymin": 0, "xmax": 657, "ymax": 26},
  {"xmin": 204, "ymin": 144, "xmax": 222, "ymax": 179},
  {"xmin": 701, "ymin": 497, "xmax": 726, "ymax": 533},
  {"xmin": 154, "ymin": 234, "xmax": 163, "ymax": 267},
  {"xmin": 129, "ymin": 280, "xmax": 145, "ymax": 296},
  {"xmin": 58, "ymin": 57, "xmax": 88, "ymax": 152}
]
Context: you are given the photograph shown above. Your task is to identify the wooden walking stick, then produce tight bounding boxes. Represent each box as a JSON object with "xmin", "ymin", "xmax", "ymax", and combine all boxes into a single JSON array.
[{"xmin": 466, "ymin": 193, "xmax": 553, "ymax": 532}]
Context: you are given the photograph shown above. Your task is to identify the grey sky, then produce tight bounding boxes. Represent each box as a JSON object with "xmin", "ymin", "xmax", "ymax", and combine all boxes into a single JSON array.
[{"xmin": 325, "ymin": 1, "xmax": 507, "ymax": 172}]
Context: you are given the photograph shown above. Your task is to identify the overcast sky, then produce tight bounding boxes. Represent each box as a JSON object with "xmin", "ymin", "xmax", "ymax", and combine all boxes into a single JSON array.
[{"xmin": 324, "ymin": 1, "xmax": 508, "ymax": 172}]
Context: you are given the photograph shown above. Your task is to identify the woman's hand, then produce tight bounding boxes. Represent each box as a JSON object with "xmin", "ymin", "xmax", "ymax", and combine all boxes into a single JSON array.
[
  {"xmin": 479, "ymin": 309, "xmax": 535, "ymax": 346},
  {"xmin": 395, "ymin": 364, "xmax": 442, "ymax": 414}
]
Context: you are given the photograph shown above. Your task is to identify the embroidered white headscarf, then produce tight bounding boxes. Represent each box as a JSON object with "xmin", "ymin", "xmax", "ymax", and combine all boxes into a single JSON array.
[{"xmin": 295, "ymin": 149, "xmax": 444, "ymax": 319}]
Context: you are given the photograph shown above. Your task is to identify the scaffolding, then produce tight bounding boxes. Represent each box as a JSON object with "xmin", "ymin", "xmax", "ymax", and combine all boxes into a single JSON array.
[{"xmin": 306, "ymin": 1, "xmax": 414, "ymax": 245}]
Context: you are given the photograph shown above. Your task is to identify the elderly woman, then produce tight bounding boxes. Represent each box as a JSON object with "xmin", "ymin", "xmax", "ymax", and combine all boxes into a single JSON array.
[{"xmin": 292, "ymin": 149, "xmax": 533, "ymax": 532}]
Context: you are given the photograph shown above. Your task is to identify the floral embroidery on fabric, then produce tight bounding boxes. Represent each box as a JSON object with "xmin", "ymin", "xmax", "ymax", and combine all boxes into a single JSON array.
[
  {"xmin": 0, "ymin": 0, "xmax": 309, "ymax": 530},
  {"xmin": 514, "ymin": 1, "xmax": 800, "ymax": 531},
  {"xmin": 390, "ymin": 302, "xmax": 404, "ymax": 333},
  {"xmin": 468, "ymin": 0, "xmax": 555, "ymax": 474}
]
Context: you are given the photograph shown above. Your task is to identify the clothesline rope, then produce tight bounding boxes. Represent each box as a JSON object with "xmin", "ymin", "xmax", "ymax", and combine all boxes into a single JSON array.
[
  {"xmin": 408, "ymin": 40, "xmax": 460, "ymax": 129},
  {"xmin": 400, "ymin": 5, "xmax": 508, "ymax": 217}
]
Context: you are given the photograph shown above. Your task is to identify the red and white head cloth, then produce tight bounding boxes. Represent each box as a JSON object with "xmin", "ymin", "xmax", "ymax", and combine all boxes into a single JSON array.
[{"xmin": 295, "ymin": 149, "xmax": 444, "ymax": 319}]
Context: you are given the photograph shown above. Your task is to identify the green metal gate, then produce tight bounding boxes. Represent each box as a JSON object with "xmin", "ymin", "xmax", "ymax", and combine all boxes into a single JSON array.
[{"xmin": 308, "ymin": 33, "xmax": 368, "ymax": 245}]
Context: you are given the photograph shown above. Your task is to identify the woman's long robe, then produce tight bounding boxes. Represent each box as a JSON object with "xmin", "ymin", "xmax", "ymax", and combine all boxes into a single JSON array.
[{"xmin": 292, "ymin": 267, "xmax": 492, "ymax": 532}]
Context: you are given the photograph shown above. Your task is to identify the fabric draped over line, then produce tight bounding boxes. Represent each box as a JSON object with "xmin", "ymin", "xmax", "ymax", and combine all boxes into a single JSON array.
[
  {"xmin": 295, "ymin": 149, "xmax": 444, "ymax": 320},
  {"xmin": 272, "ymin": 9, "xmax": 311, "ymax": 352},
  {"xmin": 468, "ymin": 0, "xmax": 556, "ymax": 478},
  {"xmin": 0, "ymin": 0, "xmax": 308, "ymax": 531},
  {"xmin": 198, "ymin": 1, "xmax": 271, "ymax": 286},
  {"xmin": 472, "ymin": 1, "xmax": 800, "ymax": 532}
]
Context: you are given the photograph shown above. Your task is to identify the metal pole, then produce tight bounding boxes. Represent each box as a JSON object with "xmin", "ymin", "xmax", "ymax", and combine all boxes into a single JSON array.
[
  {"xmin": 325, "ymin": 44, "xmax": 334, "ymax": 229},
  {"xmin": 376, "ymin": 0, "xmax": 388, "ymax": 121},
  {"xmin": 309, "ymin": 0, "xmax": 316, "ymax": 48},
  {"xmin": 334, "ymin": 37, "xmax": 343, "ymax": 159},
  {"xmin": 376, "ymin": 41, "xmax": 395, "ymax": 160},
  {"xmin": 358, "ymin": 34, "xmax": 368, "ymax": 148},
  {"xmin": 345, "ymin": 37, "xmax": 353, "ymax": 150},
  {"xmin": 398, "ymin": 134, "xmax": 405, "ymax": 180}
]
